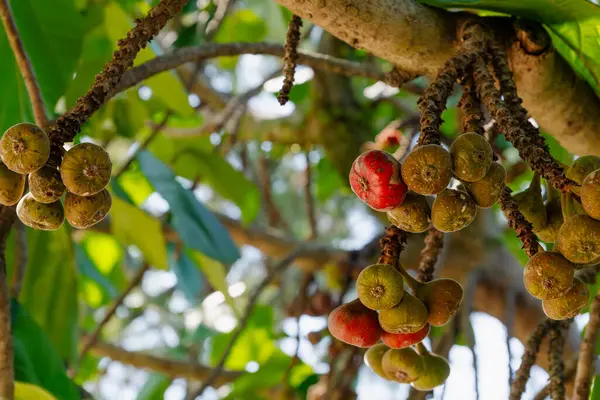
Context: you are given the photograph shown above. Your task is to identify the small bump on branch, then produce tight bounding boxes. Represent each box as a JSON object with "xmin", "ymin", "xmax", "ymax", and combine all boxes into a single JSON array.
[
  {"xmin": 377, "ymin": 225, "xmax": 407, "ymax": 268},
  {"xmin": 277, "ymin": 15, "xmax": 302, "ymax": 105},
  {"xmin": 416, "ymin": 226, "xmax": 444, "ymax": 283},
  {"xmin": 498, "ymin": 186, "xmax": 539, "ymax": 258},
  {"xmin": 458, "ymin": 74, "xmax": 484, "ymax": 135}
]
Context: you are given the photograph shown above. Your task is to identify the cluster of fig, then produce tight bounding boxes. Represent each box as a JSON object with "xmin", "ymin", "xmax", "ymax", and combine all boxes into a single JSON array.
[
  {"xmin": 349, "ymin": 133, "xmax": 505, "ymax": 234},
  {"xmin": 0, "ymin": 122, "xmax": 112, "ymax": 231},
  {"xmin": 327, "ymin": 261, "xmax": 463, "ymax": 390},
  {"xmin": 521, "ymin": 156, "xmax": 600, "ymax": 320}
]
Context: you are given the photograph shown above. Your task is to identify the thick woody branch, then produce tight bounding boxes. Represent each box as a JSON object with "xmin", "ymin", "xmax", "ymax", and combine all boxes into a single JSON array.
[{"xmin": 0, "ymin": 207, "xmax": 16, "ymax": 400}]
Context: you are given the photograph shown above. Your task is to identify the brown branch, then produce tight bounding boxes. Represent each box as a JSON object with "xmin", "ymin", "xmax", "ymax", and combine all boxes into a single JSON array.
[
  {"xmin": 549, "ymin": 322, "xmax": 569, "ymax": 399},
  {"xmin": 497, "ymin": 186, "xmax": 539, "ymax": 258},
  {"xmin": 85, "ymin": 337, "xmax": 242, "ymax": 385},
  {"xmin": 78, "ymin": 263, "xmax": 150, "ymax": 363},
  {"xmin": 573, "ymin": 291, "xmax": 600, "ymax": 400},
  {"xmin": 534, "ymin": 358, "xmax": 577, "ymax": 400},
  {"xmin": 304, "ymin": 150, "xmax": 317, "ymax": 240},
  {"xmin": 416, "ymin": 226, "xmax": 444, "ymax": 283},
  {"xmin": 505, "ymin": 289, "xmax": 516, "ymax": 387},
  {"xmin": 9, "ymin": 221, "xmax": 27, "ymax": 298},
  {"xmin": 278, "ymin": 15, "xmax": 302, "ymax": 105},
  {"xmin": 48, "ymin": 0, "xmax": 188, "ymax": 149},
  {"xmin": 458, "ymin": 74, "xmax": 484, "ymax": 135},
  {"xmin": 377, "ymin": 226, "xmax": 406, "ymax": 268},
  {"xmin": 258, "ymin": 153, "xmax": 289, "ymax": 231},
  {"xmin": 0, "ymin": 206, "xmax": 16, "ymax": 400},
  {"xmin": 0, "ymin": 0, "xmax": 47, "ymax": 127}
]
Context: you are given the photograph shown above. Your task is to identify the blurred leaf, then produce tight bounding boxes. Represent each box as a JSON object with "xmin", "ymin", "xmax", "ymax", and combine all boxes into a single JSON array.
[
  {"xmin": 75, "ymin": 238, "xmax": 119, "ymax": 307},
  {"xmin": 138, "ymin": 150, "xmax": 241, "ymax": 264},
  {"xmin": 115, "ymin": 168, "xmax": 154, "ymax": 206},
  {"xmin": 113, "ymin": 94, "xmax": 148, "ymax": 138},
  {"xmin": 11, "ymin": 300, "xmax": 79, "ymax": 400},
  {"xmin": 591, "ymin": 375, "xmax": 600, "ymax": 399},
  {"xmin": 315, "ymin": 157, "xmax": 345, "ymax": 203},
  {"xmin": 136, "ymin": 373, "xmax": 171, "ymax": 400},
  {"xmin": 110, "ymin": 196, "xmax": 168, "ymax": 270},
  {"xmin": 188, "ymin": 250, "xmax": 237, "ymax": 314},
  {"xmin": 541, "ymin": 131, "xmax": 573, "ymax": 166},
  {"xmin": 19, "ymin": 227, "xmax": 78, "ymax": 363},
  {"xmin": 168, "ymin": 243, "xmax": 204, "ymax": 303},
  {"xmin": 214, "ymin": 9, "xmax": 267, "ymax": 44},
  {"xmin": 440, "ymin": 107, "xmax": 459, "ymax": 137},
  {"xmin": 15, "ymin": 382, "xmax": 57, "ymax": 400}
]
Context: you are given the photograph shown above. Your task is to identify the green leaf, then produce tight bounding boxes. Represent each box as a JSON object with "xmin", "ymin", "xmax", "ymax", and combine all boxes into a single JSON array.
[
  {"xmin": 110, "ymin": 195, "xmax": 169, "ymax": 270},
  {"xmin": 541, "ymin": 131, "xmax": 573, "ymax": 166},
  {"xmin": 213, "ymin": 9, "xmax": 267, "ymax": 44},
  {"xmin": 188, "ymin": 250, "xmax": 237, "ymax": 314},
  {"xmin": 315, "ymin": 157, "xmax": 345, "ymax": 202},
  {"xmin": 18, "ymin": 227, "xmax": 78, "ymax": 363},
  {"xmin": 0, "ymin": 32, "xmax": 33, "ymax": 132},
  {"xmin": 75, "ymin": 242, "xmax": 118, "ymax": 308},
  {"xmin": 12, "ymin": 300, "xmax": 79, "ymax": 400},
  {"xmin": 115, "ymin": 168, "xmax": 154, "ymax": 206},
  {"xmin": 113, "ymin": 94, "xmax": 148, "ymax": 138},
  {"xmin": 591, "ymin": 375, "xmax": 600, "ymax": 400},
  {"xmin": 137, "ymin": 150, "xmax": 241, "ymax": 264},
  {"xmin": 168, "ymin": 244, "xmax": 204, "ymax": 303},
  {"xmin": 136, "ymin": 373, "xmax": 171, "ymax": 400},
  {"xmin": 15, "ymin": 382, "xmax": 57, "ymax": 400}
]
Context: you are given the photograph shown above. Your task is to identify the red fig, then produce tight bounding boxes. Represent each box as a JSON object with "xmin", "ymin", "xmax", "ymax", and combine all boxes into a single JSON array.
[
  {"xmin": 327, "ymin": 299, "xmax": 382, "ymax": 348},
  {"xmin": 381, "ymin": 324, "xmax": 430, "ymax": 349}
]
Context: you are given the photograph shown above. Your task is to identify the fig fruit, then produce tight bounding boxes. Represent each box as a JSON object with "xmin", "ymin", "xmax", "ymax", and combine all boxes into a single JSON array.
[
  {"xmin": 542, "ymin": 278, "xmax": 589, "ymax": 320},
  {"xmin": 567, "ymin": 156, "xmax": 600, "ymax": 185},
  {"xmin": 28, "ymin": 166, "xmax": 66, "ymax": 204},
  {"xmin": 556, "ymin": 214, "xmax": 600, "ymax": 264},
  {"xmin": 327, "ymin": 299, "xmax": 382, "ymax": 348},
  {"xmin": 378, "ymin": 292, "xmax": 429, "ymax": 334},
  {"xmin": 387, "ymin": 192, "xmax": 431, "ymax": 233},
  {"xmin": 411, "ymin": 353, "xmax": 451, "ymax": 391},
  {"xmin": 581, "ymin": 169, "xmax": 600, "ymax": 221},
  {"xmin": 0, "ymin": 161, "xmax": 25, "ymax": 206},
  {"xmin": 349, "ymin": 150, "xmax": 408, "ymax": 211},
  {"xmin": 364, "ymin": 343, "xmax": 391, "ymax": 379},
  {"xmin": 523, "ymin": 251, "xmax": 574, "ymax": 300},
  {"xmin": 356, "ymin": 263, "xmax": 404, "ymax": 310},
  {"xmin": 381, "ymin": 347, "xmax": 424, "ymax": 383},
  {"xmin": 450, "ymin": 132, "xmax": 493, "ymax": 182},
  {"xmin": 60, "ymin": 143, "xmax": 112, "ymax": 196},
  {"xmin": 16, "ymin": 193, "xmax": 64, "ymax": 231},
  {"xmin": 462, "ymin": 162, "xmax": 506, "ymax": 208},
  {"xmin": 381, "ymin": 324, "xmax": 430, "ymax": 349},
  {"xmin": 0, "ymin": 123, "xmax": 50, "ymax": 174},
  {"xmin": 64, "ymin": 189, "xmax": 112, "ymax": 229},
  {"xmin": 401, "ymin": 144, "xmax": 452, "ymax": 195},
  {"xmin": 534, "ymin": 198, "xmax": 563, "ymax": 243},
  {"xmin": 417, "ymin": 278, "xmax": 464, "ymax": 327},
  {"xmin": 431, "ymin": 189, "xmax": 477, "ymax": 233},
  {"xmin": 509, "ymin": 173, "xmax": 546, "ymax": 231}
]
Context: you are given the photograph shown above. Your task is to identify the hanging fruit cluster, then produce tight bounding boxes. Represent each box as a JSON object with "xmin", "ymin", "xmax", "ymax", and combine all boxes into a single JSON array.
[{"xmin": 0, "ymin": 122, "xmax": 112, "ymax": 231}]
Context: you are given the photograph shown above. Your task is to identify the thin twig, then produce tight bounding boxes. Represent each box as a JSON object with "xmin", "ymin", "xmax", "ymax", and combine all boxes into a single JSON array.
[
  {"xmin": 0, "ymin": 0, "xmax": 47, "ymax": 127},
  {"xmin": 573, "ymin": 291, "xmax": 600, "ymax": 400},
  {"xmin": 192, "ymin": 248, "xmax": 304, "ymax": 396},
  {"xmin": 534, "ymin": 358, "xmax": 577, "ymax": 400},
  {"xmin": 304, "ymin": 150, "xmax": 317, "ymax": 240},
  {"xmin": 416, "ymin": 226, "xmax": 444, "ymax": 283},
  {"xmin": 78, "ymin": 263, "xmax": 151, "ymax": 363},
  {"xmin": 0, "ymin": 206, "xmax": 16, "ymax": 400},
  {"xmin": 9, "ymin": 220, "xmax": 27, "ymax": 299}
]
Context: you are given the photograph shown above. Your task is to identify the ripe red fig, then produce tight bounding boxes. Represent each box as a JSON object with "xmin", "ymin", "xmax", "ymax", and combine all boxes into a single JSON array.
[
  {"xmin": 349, "ymin": 150, "xmax": 408, "ymax": 212},
  {"xmin": 327, "ymin": 299, "xmax": 382, "ymax": 348},
  {"xmin": 381, "ymin": 324, "xmax": 430, "ymax": 349}
]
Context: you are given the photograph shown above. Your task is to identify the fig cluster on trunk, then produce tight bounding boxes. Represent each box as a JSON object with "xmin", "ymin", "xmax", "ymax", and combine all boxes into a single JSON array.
[{"xmin": 0, "ymin": 122, "xmax": 113, "ymax": 231}]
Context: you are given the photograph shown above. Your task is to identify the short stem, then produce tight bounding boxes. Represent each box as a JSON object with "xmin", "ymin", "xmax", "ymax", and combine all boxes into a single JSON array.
[
  {"xmin": 396, "ymin": 264, "xmax": 422, "ymax": 293},
  {"xmin": 560, "ymin": 192, "xmax": 577, "ymax": 220},
  {"xmin": 529, "ymin": 172, "xmax": 541, "ymax": 194},
  {"xmin": 417, "ymin": 342, "xmax": 429, "ymax": 355}
]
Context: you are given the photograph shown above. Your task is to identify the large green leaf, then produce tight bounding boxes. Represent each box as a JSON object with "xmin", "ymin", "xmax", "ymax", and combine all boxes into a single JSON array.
[
  {"xmin": 75, "ymin": 243, "xmax": 118, "ymax": 308},
  {"xmin": 11, "ymin": 300, "xmax": 79, "ymax": 400},
  {"xmin": 168, "ymin": 244, "xmax": 204, "ymax": 303},
  {"xmin": 417, "ymin": 0, "xmax": 600, "ymax": 97},
  {"xmin": 18, "ymin": 227, "xmax": 78, "ymax": 363},
  {"xmin": 137, "ymin": 150, "xmax": 241, "ymax": 264}
]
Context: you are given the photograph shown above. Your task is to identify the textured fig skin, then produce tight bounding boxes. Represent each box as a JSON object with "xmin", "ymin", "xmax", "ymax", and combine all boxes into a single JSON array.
[
  {"xmin": 450, "ymin": 133, "xmax": 493, "ymax": 182},
  {"xmin": 349, "ymin": 150, "xmax": 408, "ymax": 212},
  {"xmin": 418, "ymin": 279, "xmax": 464, "ymax": 327},
  {"xmin": 28, "ymin": 166, "xmax": 66, "ymax": 204},
  {"xmin": 327, "ymin": 299, "xmax": 382, "ymax": 348},
  {"xmin": 567, "ymin": 156, "xmax": 600, "ymax": 185},
  {"xmin": 411, "ymin": 353, "xmax": 451, "ymax": 391},
  {"xmin": 381, "ymin": 347, "xmax": 425, "ymax": 383},
  {"xmin": 16, "ymin": 193, "xmax": 64, "ymax": 231},
  {"xmin": 378, "ymin": 292, "xmax": 429, "ymax": 334},
  {"xmin": 542, "ymin": 278, "xmax": 590, "ymax": 320},
  {"xmin": 61, "ymin": 143, "xmax": 112, "ymax": 196},
  {"xmin": 364, "ymin": 343, "xmax": 391, "ymax": 379},
  {"xmin": 535, "ymin": 199, "xmax": 563, "ymax": 243},
  {"xmin": 581, "ymin": 169, "xmax": 600, "ymax": 221},
  {"xmin": 0, "ymin": 123, "xmax": 50, "ymax": 174},
  {"xmin": 381, "ymin": 324, "xmax": 430, "ymax": 349},
  {"xmin": 64, "ymin": 189, "xmax": 112, "ymax": 229},
  {"xmin": 387, "ymin": 192, "xmax": 431, "ymax": 233},
  {"xmin": 0, "ymin": 161, "xmax": 25, "ymax": 206},
  {"xmin": 431, "ymin": 189, "xmax": 477, "ymax": 233},
  {"xmin": 463, "ymin": 162, "xmax": 506, "ymax": 208},
  {"xmin": 401, "ymin": 145, "xmax": 452, "ymax": 195},
  {"xmin": 356, "ymin": 263, "xmax": 404, "ymax": 310},
  {"xmin": 523, "ymin": 252, "xmax": 574, "ymax": 300},
  {"xmin": 556, "ymin": 214, "xmax": 600, "ymax": 264}
]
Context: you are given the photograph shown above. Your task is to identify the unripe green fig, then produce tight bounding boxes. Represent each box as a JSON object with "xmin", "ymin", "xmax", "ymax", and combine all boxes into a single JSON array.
[
  {"xmin": 401, "ymin": 145, "xmax": 452, "ymax": 195},
  {"xmin": 431, "ymin": 189, "xmax": 477, "ymax": 233},
  {"xmin": 417, "ymin": 278, "xmax": 464, "ymax": 327},
  {"xmin": 387, "ymin": 192, "xmax": 431, "ymax": 233},
  {"xmin": 556, "ymin": 214, "xmax": 600, "ymax": 264},
  {"xmin": 0, "ymin": 161, "xmax": 25, "ymax": 206},
  {"xmin": 450, "ymin": 133, "xmax": 493, "ymax": 182},
  {"xmin": 0, "ymin": 123, "xmax": 50, "ymax": 174},
  {"xmin": 364, "ymin": 343, "xmax": 391, "ymax": 379},
  {"xmin": 378, "ymin": 292, "xmax": 429, "ymax": 334},
  {"xmin": 411, "ymin": 353, "xmax": 451, "ymax": 391},
  {"xmin": 381, "ymin": 347, "xmax": 424, "ymax": 383},
  {"xmin": 64, "ymin": 189, "xmax": 112, "ymax": 229},
  {"xmin": 523, "ymin": 251, "xmax": 574, "ymax": 300},
  {"xmin": 581, "ymin": 169, "xmax": 600, "ymax": 221},
  {"xmin": 507, "ymin": 173, "xmax": 546, "ymax": 231},
  {"xmin": 16, "ymin": 193, "xmax": 64, "ymax": 231},
  {"xmin": 28, "ymin": 165, "xmax": 66, "ymax": 204},
  {"xmin": 462, "ymin": 162, "xmax": 506, "ymax": 208},
  {"xmin": 534, "ymin": 198, "xmax": 563, "ymax": 243},
  {"xmin": 542, "ymin": 278, "xmax": 589, "ymax": 320},
  {"xmin": 356, "ymin": 263, "xmax": 404, "ymax": 310},
  {"xmin": 567, "ymin": 156, "xmax": 600, "ymax": 185},
  {"xmin": 60, "ymin": 143, "xmax": 112, "ymax": 196}
]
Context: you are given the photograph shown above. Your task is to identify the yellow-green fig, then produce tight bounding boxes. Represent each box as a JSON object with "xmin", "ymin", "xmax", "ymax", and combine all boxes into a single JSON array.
[
  {"xmin": 64, "ymin": 189, "xmax": 112, "ymax": 229},
  {"xmin": 417, "ymin": 278, "xmax": 464, "ymax": 327},
  {"xmin": 431, "ymin": 189, "xmax": 477, "ymax": 233},
  {"xmin": 387, "ymin": 192, "xmax": 431, "ymax": 233},
  {"xmin": 0, "ymin": 161, "xmax": 25, "ymax": 206},
  {"xmin": 581, "ymin": 169, "xmax": 600, "ymax": 221},
  {"xmin": 542, "ymin": 278, "xmax": 589, "ymax": 320},
  {"xmin": 534, "ymin": 199, "xmax": 563, "ymax": 243},
  {"xmin": 450, "ymin": 132, "xmax": 493, "ymax": 182},
  {"xmin": 381, "ymin": 347, "xmax": 424, "ymax": 383},
  {"xmin": 556, "ymin": 214, "xmax": 600, "ymax": 264},
  {"xmin": 28, "ymin": 165, "xmax": 66, "ymax": 204},
  {"xmin": 356, "ymin": 263, "xmax": 404, "ymax": 310},
  {"xmin": 0, "ymin": 122, "xmax": 50, "ymax": 174},
  {"xmin": 411, "ymin": 353, "xmax": 451, "ymax": 391},
  {"xmin": 523, "ymin": 251, "xmax": 574, "ymax": 300},
  {"xmin": 60, "ymin": 143, "xmax": 112, "ymax": 196},
  {"xmin": 567, "ymin": 156, "xmax": 600, "ymax": 185},
  {"xmin": 364, "ymin": 343, "xmax": 391, "ymax": 380},
  {"xmin": 16, "ymin": 193, "xmax": 64, "ymax": 231},
  {"xmin": 378, "ymin": 292, "xmax": 429, "ymax": 334},
  {"xmin": 508, "ymin": 173, "xmax": 546, "ymax": 231},
  {"xmin": 462, "ymin": 162, "xmax": 506, "ymax": 208},
  {"xmin": 401, "ymin": 145, "xmax": 452, "ymax": 195}
]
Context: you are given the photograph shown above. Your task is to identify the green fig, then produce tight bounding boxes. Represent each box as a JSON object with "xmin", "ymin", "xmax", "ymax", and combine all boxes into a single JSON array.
[
  {"xmin": 378, "ymin": 292, "xmax": 429, "ymax": 334},
  {"xmin": 581, "ymin": 169, "xmax": 600, "ymax": 221},
  {"xmin": 556, "ymin": 214, "xmax": 600, "ymax": 264},
  {"xmin": 387, "ymin": 192, "xmax": 431, "ymax": 233},
  {"xmin": 64, "ymin": 189, "xmax": 112, "ymax": 229},
  {"xmin": 364, "ymin": 343, "xmax": 391, "ymax": 379},
  {"xmin": 542, "ymin": 278, "xmax": 589, "ymax": 320},
  {"xmin": 462, "ymin": 162, "xmax": 506, "ymax": 208},
  {"xmin": 411, "ymin": 353, "xmax": 451, "ymax": 391},
  {"xmin": 356, "ymin": 263, "xmax": 404, "ymax": 310},
  {"xmin": 450, "ymin": 132, "xmax": 493, "ymax": 182},
  {"xmin": 0, "ymin": 123, "xmax": 50, "ymax": 174},
  {"xmin": 0, "ymin": 161, "xmax": 25, "ymax": 206},
  {"xmin": 507, "ymin": 173, "xmax": 546, "ymax": 231},
  {"xmin": 566, "ymin": 156, "xmax": 600, "ymax": 185},
  {"xmin": 523, "ymin": 251, "xmax": 574, "ymax": 300},
  {"xmin": 534, "ymin": 198, "xmax": 563, "ymax": 243},
  {"xmin": 431, "ymin": 189, "xmax": 477, "ymax": 233},
  {"xmin": 381, "ymin": 347, "xmax": 424, "ymax": 383},
  {"xmin": 16, "ymin": 193, "xmax": 64, "ymax": 231},
  {"xmin": 60, "ymin": 143, "xmax": 112, "ymax": 196},
  {"xmin": 401, "ymin": 145, "xmax": 452, "ymax": 195},
  {"xmin": 28, "ymin": 165, "xmax": 66, "ymax": 204}
]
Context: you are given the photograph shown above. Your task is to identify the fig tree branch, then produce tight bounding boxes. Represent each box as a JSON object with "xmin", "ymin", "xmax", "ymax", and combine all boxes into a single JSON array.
[
  {"xmin": 0, "ymin": 0, "xmax": 47, "ymax": 127},
  {"xmin": 573, "ymin": 290, "xmax": 600, "ymax": 400},
  {"xmin": 9, "ymin": 221, "xmax": 27, "ymax": 299},
  {"xmin": 0, "ymin": 207, "xmax": 16, "ymax": 400}
]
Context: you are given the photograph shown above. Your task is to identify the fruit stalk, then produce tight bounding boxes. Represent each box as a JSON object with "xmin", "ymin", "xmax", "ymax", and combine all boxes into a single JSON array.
[
  {"xmin": 416, "ymin": 227, "xmax": 444, "ymax": 283},
  {"xmin": 572, "ymin": 291, "xmax": 600, "ymax": 400},
  {"xmin": 498, "ymin": 186, "xmax": 539, "ymax": 258},
  {"xmin": 377, "ymin": 226, "xmax": 406, "ymax": 268},
  {"xmin": 458, "ymin": 75, "xmax": 484, "ymax": 135}
]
